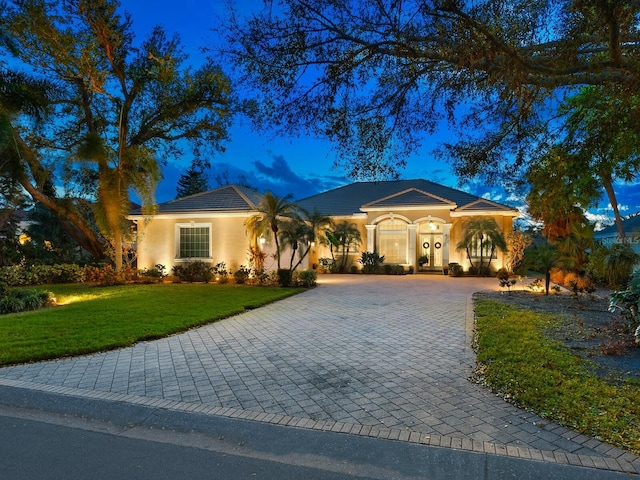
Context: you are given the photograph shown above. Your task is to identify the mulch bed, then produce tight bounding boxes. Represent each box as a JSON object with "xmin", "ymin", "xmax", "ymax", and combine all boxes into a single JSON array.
[{"xmin": 474, "ymin": 288, "xmax": 640, "ymax": 382}]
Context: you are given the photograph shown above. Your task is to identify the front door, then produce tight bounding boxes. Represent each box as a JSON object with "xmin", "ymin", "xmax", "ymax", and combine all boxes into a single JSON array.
[{"xmin": 419, "ymin": 234, "xmax": 444, "ymax": 270}]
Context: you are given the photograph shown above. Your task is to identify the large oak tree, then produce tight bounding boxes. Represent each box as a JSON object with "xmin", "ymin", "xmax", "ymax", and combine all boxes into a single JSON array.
[
  {"xmin": 220, "ymin": 0, "xmax": 640, "ymax": 182},
  {"xmin": 0, "ymin": 0, "xmax": 231, "ymax": 268}
]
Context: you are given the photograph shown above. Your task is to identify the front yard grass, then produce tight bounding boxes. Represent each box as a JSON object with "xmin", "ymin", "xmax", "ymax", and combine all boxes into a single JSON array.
[
  {"xmin": 0, "ymin": 283, "xmax": 301, "ymax": 367},
  {"xmin": 474, "ymin": 299, "xmax": 640, "ymax": 455}
]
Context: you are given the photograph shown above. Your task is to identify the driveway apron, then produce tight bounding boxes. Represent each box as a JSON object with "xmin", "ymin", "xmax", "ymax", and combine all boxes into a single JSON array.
[{"xmin": 0, "ymin": 275, "xmax": 638, "ymax": 473}]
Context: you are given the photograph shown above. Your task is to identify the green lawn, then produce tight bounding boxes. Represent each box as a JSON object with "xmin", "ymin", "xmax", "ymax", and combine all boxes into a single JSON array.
[
  {"xmin": 474, "ymin": 299, "xmax": 640, "ymax": 455},
  {"xmin": 0, "ymin": 283, "xmax": 301, "ymax": 366}
]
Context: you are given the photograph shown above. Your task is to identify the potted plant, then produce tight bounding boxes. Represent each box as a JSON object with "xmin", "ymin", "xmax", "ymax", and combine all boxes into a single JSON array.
[{"xmin": 418, "ymin": 255, "xmax": 429, "ymax": 268}]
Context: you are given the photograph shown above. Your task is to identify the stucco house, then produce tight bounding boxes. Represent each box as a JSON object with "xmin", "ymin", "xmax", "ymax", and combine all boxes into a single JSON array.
[{"xmin": 129, "ymin": 179, "xmax": 519, "ymax": 274}]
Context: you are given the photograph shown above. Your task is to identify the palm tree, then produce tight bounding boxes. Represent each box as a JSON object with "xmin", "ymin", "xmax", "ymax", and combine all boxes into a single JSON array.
[
  {"xmin": 245, "ymin": 192, "xmax": 299, "ymax": 269},
  {"xmin": 554, "ymin": 220, "xmax": 595, "ymax": 274},
  {"xmin": 456, "ymin": 218, "xmax": 508, "ymax": 275},
  {"xmin": 279, "ymin": 221, "xmax": 310, "ymax": 271},
  {"xmin": 523, "ymin": 242, "xmax": 562, "ymax": 295},
  {"xmin": 280, "ymin": 209, "xmax": 333, "ymax": 272},
  {"xmin": 327, "ymin": 221, "xmax": 362, "ymax": 273}
]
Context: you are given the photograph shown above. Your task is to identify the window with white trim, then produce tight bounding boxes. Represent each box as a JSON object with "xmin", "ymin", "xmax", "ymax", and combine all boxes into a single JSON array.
[
  {"xmin": 468, "ymin": 236, "xmax": 497, "ymax": 259},
  {"xmin": 176, "ymin": 223, "xmax": 211, "ymax": 259},
  {"xmin": 377, "ymin": 219, "xmax": 407, "ymax": 264}
]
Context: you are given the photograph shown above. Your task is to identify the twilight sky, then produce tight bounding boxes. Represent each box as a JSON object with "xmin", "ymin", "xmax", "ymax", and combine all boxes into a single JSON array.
[
  {"xmin": 120, "ymin": 1, "xmax": 640, "ymax": 226},
  {"xmin": 120, "ymin": 2, "xmax": 478, "ymax": 199}
]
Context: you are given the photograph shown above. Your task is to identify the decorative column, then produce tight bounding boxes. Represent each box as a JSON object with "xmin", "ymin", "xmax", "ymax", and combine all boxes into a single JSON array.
[
  {"xmin": 442, "ymin": 223, "xmax": 452, "ymax": 266},
  {"xmin": 408, "ymin": 224, "xmax": 417, "ymax": 267},
  {"xmin": 365, "ymin": 224, "xmax": 376, "ymax": 252}
]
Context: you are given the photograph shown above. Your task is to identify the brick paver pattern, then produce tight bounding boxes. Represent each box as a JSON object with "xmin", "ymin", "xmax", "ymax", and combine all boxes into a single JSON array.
[{"xmin": 1, "ymin": 275, "xmax": 638, "ymax": 472}]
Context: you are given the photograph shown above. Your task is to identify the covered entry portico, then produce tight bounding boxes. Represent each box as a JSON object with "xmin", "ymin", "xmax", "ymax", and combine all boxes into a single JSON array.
[{"xmin": 364, "ymin": 214, "xmax": 452, "ymax": 272}]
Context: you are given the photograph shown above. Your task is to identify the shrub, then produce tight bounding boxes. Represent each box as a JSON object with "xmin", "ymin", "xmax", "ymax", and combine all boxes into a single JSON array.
[
  {"xmin": 277, "ymin": 268, "xmax": 293, "ymax": 287},
  {"xmin": 140, "ymin": 264, "xmax": 167, "ymax": 281},
  {"xmin": 359, "ymin": 251, "xmax": 385, "ymax": 274},
  {"xmin": 585, "ymin": 244, "xmax": 608, "ymax": 287},
  {"xmin": 172, "ymin": 261, "xmax": 213, "ymax": 283},
  {"xmin": 497, "ymin": 268, "xmax": 516, "ymax": 292},
  {"xmin": 83, "ymin": 265, "xmax": 124, "ymax": 286},
  {"xmin": 609, "ymin": 272, "xmax": 640, "ymax": 323},
  {"xmin": 213, "ymin": 262, "xmax": 229, "ymax": 283},
  {"xmin": 0, "ymin": 264, "xmax": 84, "ymax": 286},
  {"xmin": 318, "ymin": 257, "xmax": 338, "ymax": 274},
  {"xmin": 233, "ymin": 265, "xmax": 251, "ymax": 284},
  {"xmin": 295, "ymin": 269, "xmax": 317, "ymax": 288},
  {"xmin": 448, "ymin": 263, "xmax": 463, "ymax": 276},
  {"xmin": 392, "ymin": 265, "xmax": 405, "ymax": 275},
  {"xmin": 0, "ymin": 295, "xmax": 24, "ymax": 314},
  {"xmin": 550, "ymin": 267, "xmax": 567, "ymax": 286},
  {"xmin": 0, "ymin": 289, "xmax": 53, "ymax": 314}
]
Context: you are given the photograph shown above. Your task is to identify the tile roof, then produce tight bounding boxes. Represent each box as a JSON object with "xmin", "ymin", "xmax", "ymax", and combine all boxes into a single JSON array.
[
  {"xmin": 131, "ymin": 185, "xmax": 263, "ymax": 215},
  {"xmin": 297, "ymin": 179, "xmax": 515, "ymax": 216}
]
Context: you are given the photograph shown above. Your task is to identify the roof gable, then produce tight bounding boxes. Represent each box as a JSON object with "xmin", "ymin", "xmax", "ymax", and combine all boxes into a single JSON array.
[
  {"xmin": 362, "ymin": 188, "xmax": 455, "ymax": 209},
  {"xmin": 454, "ymin": 198, "xmax": 516, "ymax": 213}
]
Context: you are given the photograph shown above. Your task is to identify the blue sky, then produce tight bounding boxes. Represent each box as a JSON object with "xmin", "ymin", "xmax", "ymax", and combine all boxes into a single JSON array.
[
  {"xmin": 121, "ymin": 1, "xmax": 639, "ymax": 227},
  {"xmin": 122, "ymin": 1, "xmax": 462, "ymax": 202}
]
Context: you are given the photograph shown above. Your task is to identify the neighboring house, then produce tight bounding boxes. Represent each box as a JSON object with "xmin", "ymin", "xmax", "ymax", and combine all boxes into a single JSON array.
[
  {"xmin": 594, "ymin": 213, "xmax": 640, "ymax": 255},
  {"xmin": 129, "ymin": 180, "xmax": 519, "ymax": 274}
]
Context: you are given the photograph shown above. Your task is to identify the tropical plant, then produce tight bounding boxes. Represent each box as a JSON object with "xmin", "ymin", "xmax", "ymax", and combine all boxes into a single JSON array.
[
  {"xmin": 609, "ymin": 272, "xmax": 640, "ymax": 344},
  {"xmin": 294, "ymin": 269, "xmax": 317, "ymax": 287},
  {"xmin": 325, "ymin": 221, "xmax": 362, "ymax": 273},
  {"xmin": 279, "ymin": 208, "xmax": 333, "ymax": 273},
  {"xmin": 359, "ymin": 251, "xmax": 385, "ymax": 274},
  {"xmin": 1, "ymin": 0, "xmax": 231, "ymax": 268},
  {"xmin": 604, "ymin": 243, "xmax": 640, "ymax": 289},
  {"xmin": 456, "ymin": 218, "xmax": 507, "ymax": 276},
  {"xmin": 523, "ymin": 243, "xmax": 562, "ymax": 295},
  {"xmin": 245, "ymin": 192, "xmax": 300, "ymax": 270},
  {"xmin": 554, "ymin": 220, "xmax": 595, "ymax": 275},
  {"xmin": 233, "ymin": 265, "xmax": 251, "ymax": 285}
]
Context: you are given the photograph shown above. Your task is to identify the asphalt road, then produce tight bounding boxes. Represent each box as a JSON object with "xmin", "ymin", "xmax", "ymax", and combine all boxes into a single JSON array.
[{"xmin": 0, "ymin": 386, "xmax": 636, "ymax": 480}]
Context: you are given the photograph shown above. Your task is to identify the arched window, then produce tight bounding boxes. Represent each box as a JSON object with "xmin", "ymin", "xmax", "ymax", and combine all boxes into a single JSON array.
[{"xmin": 377, "ymin": 219, "xmax": 407, "ymax": 264}]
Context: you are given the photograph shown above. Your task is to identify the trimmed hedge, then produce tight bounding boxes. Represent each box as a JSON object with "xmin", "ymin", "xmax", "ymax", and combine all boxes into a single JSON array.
[{"xmin": 0, "ymin": 264, "xmax": 84, "ymax": 287}]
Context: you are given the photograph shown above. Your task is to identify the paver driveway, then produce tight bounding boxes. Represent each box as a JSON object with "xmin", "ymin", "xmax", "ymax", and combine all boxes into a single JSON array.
[{"xmin": 0, "ymin": 275, "xmax": 638, "ymax": 472}]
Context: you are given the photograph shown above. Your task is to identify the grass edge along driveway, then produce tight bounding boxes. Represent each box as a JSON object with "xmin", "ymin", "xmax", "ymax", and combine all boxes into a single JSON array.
[
  {"xmin": 474, "ymin": 298, "xmax": 640, "ymax": 456},
  {"xmin": 0, "ymin": 283, "xmax": 302, "ymax": 367}
]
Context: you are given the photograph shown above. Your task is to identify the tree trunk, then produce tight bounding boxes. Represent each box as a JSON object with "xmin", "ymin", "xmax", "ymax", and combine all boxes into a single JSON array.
[
  {"xmin": 601, "ymin": 171, "xmax": 626, "ymax": 243},
  {"xmin": 545, "ymin": 270, "xmax": 551, "ymax": 295},
  {"xmin": 19, "ymin": 178, "xmax": 109, "ymax": 261},
  {"xmin": 15, "ymin": 130, "xmax": 110, "ymax": 261},
  {"xmin": 466, "ymin": 247, "xmax": 474, "ymax": 269}
]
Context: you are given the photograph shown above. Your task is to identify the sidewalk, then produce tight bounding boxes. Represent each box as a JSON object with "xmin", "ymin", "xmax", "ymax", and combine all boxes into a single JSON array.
[{"xmin": 0, "ymin": 275, "xmax": 638, "ymax": 475}]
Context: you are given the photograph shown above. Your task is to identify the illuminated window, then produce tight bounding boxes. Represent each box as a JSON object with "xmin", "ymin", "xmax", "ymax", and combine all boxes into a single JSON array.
[
  {"xmin": 468, "ymin": 237, "xmax": 497, "ymax": 259},
  {"xmin": 377, "ymin": 219, "xmax": 407, "ymax": 263},
  {"xmin": 176, "ymin": 223, "xmax": 211, "ymax": 259}
]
